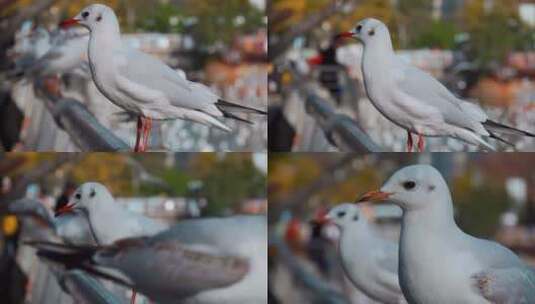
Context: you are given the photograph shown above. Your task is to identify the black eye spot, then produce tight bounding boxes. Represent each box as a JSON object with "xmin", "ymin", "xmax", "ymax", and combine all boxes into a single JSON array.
[
  {"xmin": 90, "ymin": 188, "xmax": 96, "ymax": 198},
  {"xmin": 82, "ymin": 12, "xmax": 90, "ymax": 19},
  {"xmin": 403, "ymin": 181, "xmax": 416, "ymax": 190},
  {"xmin": 428, "ymin": 185, "xmax": 436, "ymax": 191},
  {"xmin": 356, "ymin": 25, "xmax": 362, "ymax": 33},
  {"xmin": 75, "ymin": 193, "xmax": 81, "ymax": 199},
  {"xmin": 337, "ymin": 211, "xmax": 346, "ymax": 218},
  {"xmin": 96, "ymin": 15, "xmax": 102, "ymax": 22},
  {"xmin": 353, "ymin": 214, "xmax": 359, "ymax": 221},
  {"xmin": 369, "ymin": 29, "xmax": 375, "ymax": 36}
]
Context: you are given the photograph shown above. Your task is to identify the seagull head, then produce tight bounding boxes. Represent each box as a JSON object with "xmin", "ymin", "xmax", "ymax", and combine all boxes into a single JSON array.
[
  {"xmin": 55, "ymin": 182, "xmax": 114, "ymax": 217},
  {"xmin": 336, "ymin": 18, "xmax": 390, "ymax": 47},
  {"xmin": 60, "ymin": 4, "xmax": 117, "ymax": 32},
  {"xmin": 324, "ymin": 203, "xmax": 366, "ymax": 230},
  {"xmin": 356, "ymin": 165, "xmax": 450, "ymax": 211}
]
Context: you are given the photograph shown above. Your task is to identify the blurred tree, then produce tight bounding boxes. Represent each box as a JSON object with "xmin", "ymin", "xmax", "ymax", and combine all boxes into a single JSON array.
[
  {"xmin": 137, "ymin": 0, "xmax": 264, "ymax": 51},
  {"xmin": 460, "ymin": 0, "xmax": 529, "ymax": 67},
  {"xmin": 411, "ymin": 20, "xmax": 457, "ymax": 49},
  {"xmin": 70, "ymin": 154, "xmax": 133, "ymax": 196},
  {"xmin": 269, "ymin": 0, "xmax": 352, "ymax": 60},
  {"xmin": 190, "ymin": 153, "xmax": 266, "ymax": 215},
  {"xmin": 395, "ymin": 0, "xmax": 432, "ymax": 48},
  {"xmin": 453, "ymin": 169, "xmax": 512, "ymax": 238}
]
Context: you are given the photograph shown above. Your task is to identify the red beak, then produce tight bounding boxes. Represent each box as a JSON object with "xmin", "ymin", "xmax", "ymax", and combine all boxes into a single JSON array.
[
  {"xmin": 55, "ymin": 203, "xmax": 75, "ymax": 217},
  {"xmin": 59, "ymin": 18, "xmax": 80, "ymax": 28},
  {"xmin": 335, "ymin": 31, "xmax": 354, "ymax": 39},
  {"xmin": 355, "ymin": 190, "xmax": 393, "ymax": 203}
]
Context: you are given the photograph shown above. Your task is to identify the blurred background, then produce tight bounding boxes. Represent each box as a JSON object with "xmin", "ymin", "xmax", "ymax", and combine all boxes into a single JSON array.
[
  {"xmin": 0, "ymin": 0, "xmax": 267, "ymax": 151},
  {"xmin": 0, "ymin": 152, "xmax": 267, "ymax": 303},
  {"xmin": 268, "ymin": 153, "xmax": 535, "ymax": 303},
  {"xmin": 268, "ymin": 0, "xmax": 535, "ymax": 152}
]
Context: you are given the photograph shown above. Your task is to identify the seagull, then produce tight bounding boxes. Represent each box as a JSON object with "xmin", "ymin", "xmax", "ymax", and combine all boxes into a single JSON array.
[
  {"xmin": 30, "ymin": 215, "xmax": 268, "ymax": 304},
  {"xmin": 356, "ymin": 164, "xmax": 535, "ymax": 303},
  {"xmin": 319, "ymin": 204, "xmax": 407, "ymax": 304},
  {"xmin": 60, "ymin": 4, "xmax": 267, "ymax": 152},
  {"xmin": 337, "ymin": 18, "xmax": 535, "ymax": 151},
  {"xmin": 24, "ymin": 32, "xmax": 90, "ymax": 80},
  {"xmin": 7, "ymin": 198, "xmax": 97, "ymax": 245},
  {"xmin": 55, "ymin": 182, "xmax": 169, "ymax": 245}
]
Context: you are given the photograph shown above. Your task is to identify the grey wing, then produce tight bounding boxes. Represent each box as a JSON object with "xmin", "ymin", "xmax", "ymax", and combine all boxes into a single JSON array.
[
  {"xmin": 116, "ymin": 49, "xmax": 216, "ymax": 110},
  {"xmin": 397, "ymin": 65, "xmax": 487, "ymax": 132},
  {"xmin": 101, "ymin": 238, "xmax": 250, "ymax": 298},
  {"xmin": 471, "ymin": 267, "xmax": 535, "ymax": 304}
]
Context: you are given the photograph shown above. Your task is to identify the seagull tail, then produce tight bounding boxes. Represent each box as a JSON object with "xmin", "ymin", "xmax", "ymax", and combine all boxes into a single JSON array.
[
  {"xmin": 26, "ymin": 240, "xmax": 134, "ymax": 288},
  {"xmin": 483, "ymin": 120, "xmax": 535, "ymax": 137},
  {"xmin": 222, "ymin": 111, "xmax": 254, "ymax": 125},
  {"xmin": 487, "ymin": 130, "xmax": 515, "ymax": 148},
  {"xmin": 216, "ymin": 99, "xmax": 267, "ymax": 115}
]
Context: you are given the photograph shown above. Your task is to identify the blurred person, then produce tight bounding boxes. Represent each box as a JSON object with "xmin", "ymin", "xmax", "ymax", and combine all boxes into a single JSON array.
[
  {"xmin": 308, "ymin": 37, "xmax": 345, "ymax": 104},
  {"xmin": 307, "ymin": 207, "xmax": 331, "ymax": 278}
]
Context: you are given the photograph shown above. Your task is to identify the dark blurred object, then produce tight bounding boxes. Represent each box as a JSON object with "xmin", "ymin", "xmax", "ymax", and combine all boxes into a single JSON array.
[
  {"xmin": 0, "ymin": 91, "xmax": 23, "ymax": 151},
  {"xmin": 442, "ymin": 36, "xmax": 485, "ymax": 97},
  {"xmin": 268, "ymin": 105, "xmax": 295, "ymax": 152},
  {"xmin": 307, "ymin": 220, "xmax": 330, "ymax": 277},
  {"xmin": 0, "ymin": 216, "xmax": 26, "ymax": 304},
  {"xmin": 55, "ymin": 181, "xmax": 77, "ymax": 213},
  {"xmin": 308, "ymin": 37, "xmax": 344, "ymax": 104}
]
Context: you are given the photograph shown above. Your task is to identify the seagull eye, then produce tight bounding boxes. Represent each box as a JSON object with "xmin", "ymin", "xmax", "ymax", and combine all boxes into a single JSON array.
[
  {"xmin": 96, "ymin": 15, "xmax": 102, "ymax": 22},
  {"xmin": 353, "ymin": 214, "xmax": 359, "ymax": 221},
  {"xmin": 402, "ymin": 181, "xmax": 416, "ymax": 190},
  {"xmin": 369, "ymin": 29, "xmax": 375, "ymax": 36},
  {"xmin": 337, "ymin": 211, "xmax": 346, "ymax": 218},
  {"xmin": 82, "ymin": 12, "xmax": 90, "ymax": 19},
  {"xmin": 75, "ymin": 193, "xmax": 81, "ymax": 199},
  {"xmin": 90, "ymin": 189, "xmax": 96, "ymax": 198},
  {"xmin": 356, "ymin": 25, "xmax": 362, "ymax": 32}
]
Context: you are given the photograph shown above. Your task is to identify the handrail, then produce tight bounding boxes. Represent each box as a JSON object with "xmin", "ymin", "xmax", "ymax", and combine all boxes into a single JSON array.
[
  {"xmin": 269, "ymin": 235, "xmax": 349, "ymax": 304},
  {"xmin": 60, "ymin": 270, "xmax": 125, "ymax": 304},
  {"xmin": 34, "ymin": 78, "xmax": 130, "ymax": 151},
  {"xmin": 287, "ymin": 65, "xmax": 383, "ymax": 152}
]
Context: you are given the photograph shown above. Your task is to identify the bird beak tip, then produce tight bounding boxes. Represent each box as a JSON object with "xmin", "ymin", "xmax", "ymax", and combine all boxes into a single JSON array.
[
  {"xmin": 54, "ymin": 203, "xmax": 75, "ymax": 217},
  {"xmin": 335, "ymin": 31, "xmax": 354, "ymax": 40},
  {"xmin": 355, "ymin": 190, "xmax": 392, "ymax": 203},
  {"xmin": 59, "ymin": 18, "xmax": 80, "ymax": 28}
]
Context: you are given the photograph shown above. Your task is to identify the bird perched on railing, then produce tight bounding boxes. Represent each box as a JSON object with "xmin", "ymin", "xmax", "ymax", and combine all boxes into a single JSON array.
[
  {"xmin": 337, "ymin": 18, "xmax": 535, "ymax": 152},
  {"xmin": 60, "ymin": 4, "xmax": 267, "ymax": 152}
]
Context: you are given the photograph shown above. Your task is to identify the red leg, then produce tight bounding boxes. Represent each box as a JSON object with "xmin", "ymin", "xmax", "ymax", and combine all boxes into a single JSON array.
[
  {"xmin": 142, "ymin": 117, "xmax": 152, "ymax": 150},
  {"xmin": 417, "ymin": 133, "xmax": 425, "ymax": 152},
  {"xmin": 130, "ymin": 290, "xmax": 136, "ymax": 304},
  {"xmin": 406, "ymin": 131, "xmax": 413, "ymax": 152},
  {"xmin": 134, "ymin": 116, "xmax": 144, "ymax": 152}
]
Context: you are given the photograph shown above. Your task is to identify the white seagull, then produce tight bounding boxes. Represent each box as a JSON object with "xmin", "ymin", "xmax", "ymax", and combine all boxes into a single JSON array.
[
  {"xmin": 60, "ymin": 4, "xmax": 267, "ymax": 152},
  {"xmin": 55, "ymin": 182, "xmax": 169, "ymax": 245},
  {"xmin": 320, "ymin": 204, "xmax": 407, "ymax": 304},
  {"xmin": 24, "ymin": 32, "xmax": 90, "ymax": 80},
  {"xmin": 337, "ymin": 18, "xmax": 535, "ymax": 151},
  {"xmin": 31, "ymin": 215, "xmax": 267, "ymax": 304},
  {"xmin": 357, "ymin": 164, "xmax": 535, "ymax": 303}
]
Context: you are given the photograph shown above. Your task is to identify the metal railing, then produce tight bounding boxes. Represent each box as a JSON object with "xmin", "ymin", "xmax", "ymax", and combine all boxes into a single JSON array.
[
  {"xmin": 34, "ymin": 78, "xmax": 129, "ymax": 151},
  {"xmin": 287, "ymin": 64, "xmax": 383, "ymax": 152},
  {"xmin": 60, "ymin": 270, "xmax": 125, "ymax": 304}
]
